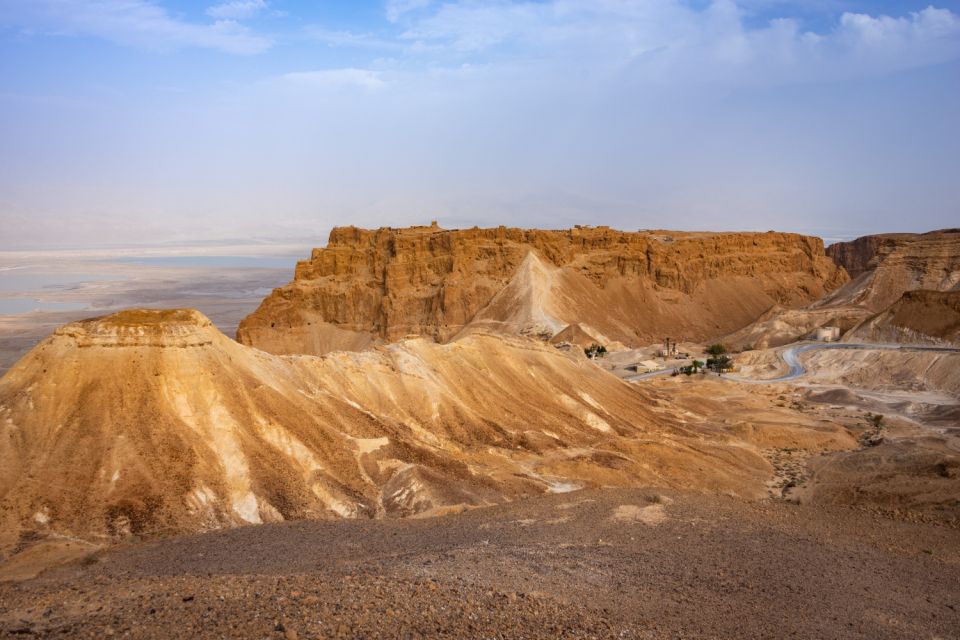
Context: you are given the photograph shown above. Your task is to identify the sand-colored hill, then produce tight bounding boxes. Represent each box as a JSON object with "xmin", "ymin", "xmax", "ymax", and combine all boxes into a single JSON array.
[
  {"xmin": 722, "ymin": 305, "xmax": 868, "ymax": 350},
  {"xmin": 0, "ymin": 308, "xmax": 857, "ymax": 551},
  {"xmin": 237, "ymin": 225, "xmax": 846, "ymax": 356},
  {"xmin": 724, "ymin": 229, "xmax": 960, "ymax": 348},
  {"xmin": 844, "ymin": 290, "xmax": 960, "ymax": 346},
  {"xmin": 823, "ymin": 229, "xmax": 960, "ymax": 312},
  {"xmin": 549, "ymin": 323, "xmax": 602, "ymax": 349}
]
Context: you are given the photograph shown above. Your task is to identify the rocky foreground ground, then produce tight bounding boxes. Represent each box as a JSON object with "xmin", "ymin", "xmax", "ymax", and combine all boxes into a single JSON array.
[{"xmin": 2, "ymin": 488, "xmax": 958, "ymax": 639}]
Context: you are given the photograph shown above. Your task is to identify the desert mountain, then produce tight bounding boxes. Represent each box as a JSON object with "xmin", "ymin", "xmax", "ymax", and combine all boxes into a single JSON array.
[
  {"xmin": 1, "ymin": 308, "xmax": 833, "ymax": 551},
  {"xmin": 720, "ymin": 304, "xmax": 865, "ymax": 350},
  {"xmin": 725, "ymin": 229, "xmax": 960, "ymax": 348},
  {"xmin": 844, "ymin": 290, "xmax": 960, "ymax": 346},
  {"xmin": 822, "ymin": 229, "xmax": 960, "ymax": 312},
  {"xmin": 237, "ymin": 225, "xmax": 846, "ymax": 356}
]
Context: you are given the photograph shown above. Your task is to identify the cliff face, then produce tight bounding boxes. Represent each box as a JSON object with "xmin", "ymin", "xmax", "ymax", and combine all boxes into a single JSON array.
[
  {"xmin": 825, "ymin": 229, "xmax": 960, "ymax": 311},
  {"xmin": 825, "ymin": 235, "xmax": 893, "ymax": 278},
  {"xmin": 237, "ymin": 225, "xmax": 847, "ymax": 356},
  {"xmin": 845, "ymin": 290, "xmax": 960, "ymax": 346},
  {"xmin": 723, "ymin": 228, "xmax": 960, "ymax": 349}
]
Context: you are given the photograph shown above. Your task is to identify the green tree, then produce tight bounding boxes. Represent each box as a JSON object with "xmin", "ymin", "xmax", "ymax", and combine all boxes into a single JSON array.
[
  {"xmin": 584, "ymin": 343, "xmax": 607, "ymax": 359},
  {"xmin": 707, "ymin": 355, "xmax": 733, "ymax": 374},
  {"xmin": 706, "ymin": 343, "xmax": 728, "ymax": 357}
]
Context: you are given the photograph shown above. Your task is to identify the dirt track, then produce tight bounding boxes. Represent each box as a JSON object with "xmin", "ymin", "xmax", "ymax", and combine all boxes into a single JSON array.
[{"xmin": 2, "ymin": 488, "xmax": 958, "ymax": 639}]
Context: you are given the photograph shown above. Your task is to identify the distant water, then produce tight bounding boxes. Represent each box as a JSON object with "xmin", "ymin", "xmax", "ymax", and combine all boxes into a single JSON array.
[
  {"xmin": 0, "ymin": 272, "xmax": 113, "ymax": 293},
  {"xmin": 112, "ymin": 255, "xmax": 300, "ymax": 269},
  {"xmin": 0, "ymin": 271, "xmax": 112, "ymax": 314},
  {"xmin": 0, "ymin": 254, "xmax": 298, "ymax": 318},
  {"xmin": 0, "ymin": 299, "xmax": 89, "ymax": 314}
]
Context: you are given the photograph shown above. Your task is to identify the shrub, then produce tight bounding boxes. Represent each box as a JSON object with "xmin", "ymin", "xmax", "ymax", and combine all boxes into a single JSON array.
[
  {"xmin": 707, "ymin": 355, "xmax": 733, "ymax": 373},
  {"xmin": 584, "ymin": 343, "xmax": 608, "ymax": 359},
  {"xmin": 706, "ymin": 343, "xmax": 728, "ymax": 357}
]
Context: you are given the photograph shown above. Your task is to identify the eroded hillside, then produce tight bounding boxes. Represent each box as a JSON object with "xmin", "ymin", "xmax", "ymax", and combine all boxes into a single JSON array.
[
  {"xmin": 725, "ymin": 229, "xmax": 960, "ymax": 348},
  {"xmin": 823, "ymin": 229, "xmax": 960, "ymax": 312},
  {"xmin": 237, "ymin": 225, "xmax": 846, "ymax": 356},
  {"xmin": 0, "ymin": 309, "xmax": 853, "ymax": 551},
  {"xmin": 846, "ymin": 290, "xmax": 960, "ymax": 346}
]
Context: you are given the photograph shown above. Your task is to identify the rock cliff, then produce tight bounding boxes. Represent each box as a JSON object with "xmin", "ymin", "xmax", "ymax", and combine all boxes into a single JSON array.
[
  {"xmin": 237, "ymin": 225, "xmax": 846, "ymax": 356},
  {"xmin": 824, "ymin": 229, "xmax": 960, "ymax": 311},
  {"xmin": 845, "ymin": 290, "xmax": 960, "ymax": 346},
  {"xmin": 724, "ymin": 228, "xmax": 960, "ymax": 348}
]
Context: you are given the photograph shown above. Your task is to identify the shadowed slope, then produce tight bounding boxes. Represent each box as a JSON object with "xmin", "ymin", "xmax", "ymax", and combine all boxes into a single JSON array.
[
  {"xmin": 845, "ymin": 290, "xmax": 960, "ymax": 346},
  {"xmin": 724, "ymin": 229, "xmax": 960, "ymax": 348},
  {"xmin": 823, "ymin": 229, "xmax": 960, "ymax": 312}
]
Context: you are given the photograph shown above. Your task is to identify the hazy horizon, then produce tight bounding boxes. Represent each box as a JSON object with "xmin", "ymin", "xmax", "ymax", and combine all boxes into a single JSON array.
[
  {"xmin": 2, "ymin": 0, "xmax": 958, "ymax": 249},
  {"xmin": 0, "ymin": 223, "xmax": 949, "ymax": 254}
]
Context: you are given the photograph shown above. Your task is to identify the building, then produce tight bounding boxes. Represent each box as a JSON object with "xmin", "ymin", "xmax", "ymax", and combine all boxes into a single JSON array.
[
  {"xmin": 636, "ymin": 360, "xmax": 664, "ymax": 373},
  {"xmin": 815, "ymin": 326, "xmax": 841, "ymax": 342}
]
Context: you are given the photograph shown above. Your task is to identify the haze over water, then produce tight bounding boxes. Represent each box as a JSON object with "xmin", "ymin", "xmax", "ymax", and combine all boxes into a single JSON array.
[{"xmin": 1, "ymin": 0, "xmax": 958, "ymax": 248}]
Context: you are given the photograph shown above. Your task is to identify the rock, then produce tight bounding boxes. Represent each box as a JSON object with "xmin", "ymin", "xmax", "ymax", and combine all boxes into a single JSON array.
[
  {"xmin": 724, "ymin": 228, "xmax": 960, "ymax": 348},
  {"xmin": 237, "ymin": 225, "xmax": 846, "ymax": 356},
  {"xmin": 826, "ymin": 229, "xmax": 960, "ymax": 312},
  {"xmin": 845, "ymin": 290, "xmax": 960, "ymax": 346},
  {"xmin": 0, "ymin": 307, "xmax": 784, "ymax": 546}
]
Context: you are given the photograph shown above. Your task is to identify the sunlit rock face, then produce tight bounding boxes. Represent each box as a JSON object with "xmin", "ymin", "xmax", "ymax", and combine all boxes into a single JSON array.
[
  {"xmin": 826, "ymin": 229, "xmax": 960, "ymax": 312},
  {"xmin": 5, "ymin": 307, "xmax": 825, "ymax": 548},
  {"xmin": 237, "ymin": 224, "xmax": 847, "ymax": 356}
]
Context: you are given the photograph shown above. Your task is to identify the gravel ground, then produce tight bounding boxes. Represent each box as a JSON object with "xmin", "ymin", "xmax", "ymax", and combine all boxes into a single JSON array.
[{"xmin": 2, "ymin": 488, "xmax": 959, "ymax": 639}]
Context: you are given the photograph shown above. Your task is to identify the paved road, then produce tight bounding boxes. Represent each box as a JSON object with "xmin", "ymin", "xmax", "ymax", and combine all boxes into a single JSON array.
[{"xmin": 627, "ymin": 342, "xmax": 960, "ymax": 385}]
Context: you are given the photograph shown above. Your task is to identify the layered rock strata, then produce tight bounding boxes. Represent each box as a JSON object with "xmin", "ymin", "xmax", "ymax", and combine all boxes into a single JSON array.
[{"xmin": 238, "ymin": 225, "xmax": 847, "ymax": 355}]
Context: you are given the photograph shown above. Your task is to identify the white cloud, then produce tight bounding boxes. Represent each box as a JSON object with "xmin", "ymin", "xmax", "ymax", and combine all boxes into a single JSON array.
[
  {"xmin": 832, "ymin": 7, "xmax": 960, "ymax": 70},
  {"xmin": 206, "ymin": 0, "xmax": 268, "ymax": 20},
  {"xmin": 304, "ymin": 26, "xmax": 404, "ymax": 51},
  {"xmin": 386, "ymin": 0, "xmax": 432, "ymax": 23},
  {"xmin": 3, "ymin": 1, "xmax": 959, "ymax": 245},
  {"xmin": 0, "ymin": 0, "xmax": 272, "ymax": 54},
  {"xmin": 393, "ymin": 1, "xmax": 960, "ymax": 84},
  {"xmin": 280, "ymin": 68, "xmax": 386, "ymax": 89}
]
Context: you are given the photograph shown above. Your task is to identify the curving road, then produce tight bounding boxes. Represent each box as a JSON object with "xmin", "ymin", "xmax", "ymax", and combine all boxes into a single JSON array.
[{"xmin": 627, "ymin": 342, "xmax": 960, "ymax": 385}]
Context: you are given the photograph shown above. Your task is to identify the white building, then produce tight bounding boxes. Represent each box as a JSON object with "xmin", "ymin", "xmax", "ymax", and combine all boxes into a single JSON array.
[
  {"xmin": 636, "ymin": 360, "xmax": 664, "ymax": 373},
  {"xmin": 815, "ymin": 326, "xmax": 841, "ymax": 342}
]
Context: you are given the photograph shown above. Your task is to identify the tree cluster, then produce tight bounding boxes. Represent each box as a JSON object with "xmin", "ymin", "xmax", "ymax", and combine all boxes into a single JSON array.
[
  {"xmin": 704, "ymin": 344, "xmax": 733, "ymax": 373},
  {"xmin": 584, "ymin": 343, "xmax": 607, "ymax": 359},
  {"xmin": 674, "ymin": 360, "xmax": 705, "ymax": 376}
]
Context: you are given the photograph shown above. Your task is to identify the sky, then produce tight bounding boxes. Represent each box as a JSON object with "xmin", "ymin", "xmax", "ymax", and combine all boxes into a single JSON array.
[{"xmin": 0, "ymin": 0, "xmax": 958, "ymax": 249}]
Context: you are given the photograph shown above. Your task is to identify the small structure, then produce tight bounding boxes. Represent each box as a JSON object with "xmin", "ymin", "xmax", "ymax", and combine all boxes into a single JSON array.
[
  {"xmin": 636, "ymin": 360, "xmax": 664, "ymax": 373},
  {"xmin": 816, "ymin": 326, "xmax": 841, "ymax": 342}
]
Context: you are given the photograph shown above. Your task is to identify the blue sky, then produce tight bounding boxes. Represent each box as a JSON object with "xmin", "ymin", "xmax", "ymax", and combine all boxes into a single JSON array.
[{"xmin": 0, "ymin": 0, "xmax": 958, "ymax": 248}]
